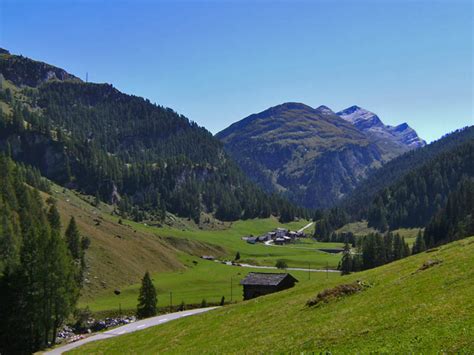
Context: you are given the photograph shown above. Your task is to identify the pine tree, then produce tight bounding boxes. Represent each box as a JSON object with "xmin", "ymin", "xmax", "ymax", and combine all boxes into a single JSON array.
[
  {"xmin": 137, "ymin": 271, "xmax": 157, "ymax": 319},
  {"xmin": 412, "ymin": 230, "xmax": 426, "ymax": 254},
  {"xmin": 235, "ymin": 251, "xmax": 241, "ymax": 261},
  {"xmin": 339, "ymin": 242, "xmax": 352, "ymax": 275},
  {"xmin": 65, "ymin": 217, "xmax": 81, "ymax": 260},
  {"xmin": 47, "ymin": 203, "xmax": 61, "ymax": 231}
]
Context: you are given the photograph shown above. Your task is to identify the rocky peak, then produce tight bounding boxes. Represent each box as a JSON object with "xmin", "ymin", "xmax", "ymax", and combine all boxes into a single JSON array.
[
  {"xmin": 337, "ymin": 106, "xmax": 426, "ymax": 149},
  {"xmin": 315, "ymin": 105, "xmax": 335, "ymax": 115}
]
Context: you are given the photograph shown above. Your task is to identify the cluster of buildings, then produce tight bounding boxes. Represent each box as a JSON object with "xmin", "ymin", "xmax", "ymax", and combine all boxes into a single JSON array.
[{"xmin": 244, "ymin": 227, "xmax": 306, "ymax": 245}]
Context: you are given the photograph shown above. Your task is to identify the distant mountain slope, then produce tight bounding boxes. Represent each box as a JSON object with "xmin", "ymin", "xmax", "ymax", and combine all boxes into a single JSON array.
[
  {"xmin": 0, "ymin": 49, "xmax": 302, "ymax": 223},
  {"xmin": 217, "ymin": 103, "xmax": 417, "ymax": 209},
  {"xmin": 342, "ymin": 126, "xmax": 474, "ymax": 219},
  {"xmin": 337, "ymin": 105, "xmax": 426, "ymax": 148}
]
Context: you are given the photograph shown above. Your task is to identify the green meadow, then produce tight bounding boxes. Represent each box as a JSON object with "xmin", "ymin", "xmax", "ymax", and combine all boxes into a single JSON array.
[
  {"xmin": 122, "ymin": 217, "xmax": 343, "ymax": 269},
  {"xmin": 80, "ymin": 254, "xmax": 339, "ymax": 314},
  {"xmin": 71, "ymin": 236, "xmax": 474, "ymax": 353}
]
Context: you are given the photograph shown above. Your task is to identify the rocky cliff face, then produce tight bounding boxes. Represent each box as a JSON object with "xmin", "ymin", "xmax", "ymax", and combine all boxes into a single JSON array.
[
  {"xmin": 0, "ymin": 48, "xmax": 80, "ymax": 87},
  {"xmin": 217, "ymin": 103, "xmax": 395, "ymax": 209},
  {"xmin": 337, "ymin": 105, "xmax": 426, "ymax": 149},
  {"xmin": 0, "ymin": 130, "xmax": 71, "ymax": 183}
]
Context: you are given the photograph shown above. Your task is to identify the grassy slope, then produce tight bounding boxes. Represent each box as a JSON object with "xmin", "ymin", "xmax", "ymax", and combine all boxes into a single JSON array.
[
  {"xmin": 127, "ymin": 218, "xmax": 342, "ymax": 269},
  {"xmin": 71, "ymin": 237, "xmax": 474, "ymax": 353},
  {"xmin": 337, "ymin": 221, "xmax": 422, "ymax": 246},
  {"xmin": 44, "ymin": 185, "xmax": 341, "ymax": 314},
  {"xmin": 81, "ymin": 257, "xmax": 339, "ymax": 314},
  {"xmin": 43, "ymin": 185, "xmax": 224, "ymax": 300}
]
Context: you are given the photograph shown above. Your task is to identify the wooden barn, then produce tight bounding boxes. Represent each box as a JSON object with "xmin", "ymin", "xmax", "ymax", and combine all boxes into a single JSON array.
[{"xmin": 240, "ymin": 272, "xmax": 298, "ymax": 300}]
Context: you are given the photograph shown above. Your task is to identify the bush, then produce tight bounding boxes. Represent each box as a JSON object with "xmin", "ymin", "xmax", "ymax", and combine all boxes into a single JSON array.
[
  {"xmin": 275, "ymin": 260, "xmax": 288, "ymax": 269},
  {"xmin": 306, "ymin": 281, "xmax": 369, "ymax": 307}
]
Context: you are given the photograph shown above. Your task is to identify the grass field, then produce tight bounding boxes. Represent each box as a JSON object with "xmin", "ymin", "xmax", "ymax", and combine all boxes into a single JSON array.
[
  {"xmin": 337, "ymin": 221, "xmax": 422, "ymax": 246},
  {"xmin": 44, "ymin": 185, "xmax": 225, "ymax": 299},
  {"xmin": 70, "ymin": 237, "xmax": 474, "ymax": 353},
  {"xmin": 80, "ymin": 255, "xmax": 339, "ymax": 314},
  {"xmin": 124, "ymin": 217, "xmax": 343, "ymax": 269},
  {"xmin": 45, "ymin": 184, "xmax": 342, "ymax": 314}
]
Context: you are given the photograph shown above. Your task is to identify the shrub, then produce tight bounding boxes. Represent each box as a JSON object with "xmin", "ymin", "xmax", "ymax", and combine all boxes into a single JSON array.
[{"xmin": 275, "ymin": 260, "xmax": 288, "ymax": 269}]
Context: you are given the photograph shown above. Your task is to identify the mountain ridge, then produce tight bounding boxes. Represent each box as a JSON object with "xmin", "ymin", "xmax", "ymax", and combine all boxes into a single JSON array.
[
  {"xmin": 217, "ymin": 102, "xmax": 426, "ymax": 209},
  {"xmin": 337, "ymin": 105, "xmax": 426, "ymax": 148},
  {"xmin": 0, "ymin": 49, "xmax": 304, "ymax": 224}
]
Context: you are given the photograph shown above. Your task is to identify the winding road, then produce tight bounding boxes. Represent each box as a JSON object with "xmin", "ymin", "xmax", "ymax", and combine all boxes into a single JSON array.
[
  {"xmin": 45, "ymin": 307, "xmax": 219, "ymax": 354},
  {"xmin": 237, "ymin": 263, "xmax": 340, "ymax": 273},
  {"xmin": 297, "ymin": 222, "xmax": 314, "ymax": 233}
]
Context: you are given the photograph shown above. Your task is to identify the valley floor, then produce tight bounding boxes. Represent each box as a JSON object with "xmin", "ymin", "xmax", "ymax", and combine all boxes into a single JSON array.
[
  {"xmin": 47, "ymin": 184, "xmax": 343, "ymax": 316},
  {"xmin": 69, "ymin": 237, "xmax": 474, "ymax": 353}
]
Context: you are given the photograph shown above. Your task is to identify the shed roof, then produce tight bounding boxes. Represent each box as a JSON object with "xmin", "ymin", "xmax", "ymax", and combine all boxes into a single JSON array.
[{"xmin": 240, "ymin": 272, "xmax": 298, "ymax": 286}]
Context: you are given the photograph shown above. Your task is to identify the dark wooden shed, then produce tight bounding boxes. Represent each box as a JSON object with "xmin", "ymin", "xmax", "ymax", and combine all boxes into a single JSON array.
[{"xmin": 240, "ymin": 272, "xmax": 298, "ymax": 300}]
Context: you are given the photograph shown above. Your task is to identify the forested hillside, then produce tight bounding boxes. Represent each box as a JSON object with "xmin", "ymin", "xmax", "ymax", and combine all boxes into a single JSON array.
[
  {"xmin": 366, "ymin": 140, "xmax": 474, "ymax": 230},
  {"xmin": 0, "ymin": 155, "xmax": 84, "ymax": 353},
  {"xmin": 424, "ymin": 178, "xmax": 474, "ymax": 247},
  {"xmin": 342, "ymin": 126, "xmax": 474, "ymax": 218},
  {"xmin": 0, "ymin": 49, "xmax": 304, "ymax": 223}
]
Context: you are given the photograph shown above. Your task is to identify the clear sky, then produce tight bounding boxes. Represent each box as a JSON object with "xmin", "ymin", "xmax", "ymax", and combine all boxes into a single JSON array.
[{"xmin": 1, "ymin": 0, "xmax": 472, "ymax": 142}]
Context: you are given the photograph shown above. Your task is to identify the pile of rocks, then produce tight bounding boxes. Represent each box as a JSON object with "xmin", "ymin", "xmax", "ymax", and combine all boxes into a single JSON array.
[
  {"xmin": 56, "ymin": 316, "xmax": 137, "ymax": 343},
  {"xmin": 90, "ymin": 316, "xmax": 136, "ymax": 332}
]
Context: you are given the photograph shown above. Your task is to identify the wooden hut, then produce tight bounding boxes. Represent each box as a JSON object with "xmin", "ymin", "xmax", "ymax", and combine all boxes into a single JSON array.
[{"xmin": 240, "ymin": 272, "xmax": 298, "ymax": 300}]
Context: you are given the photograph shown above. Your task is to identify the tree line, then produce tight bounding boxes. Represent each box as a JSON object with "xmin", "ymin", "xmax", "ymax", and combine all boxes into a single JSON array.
[
  {"xmin": 0, "ymin": 154, "xmax": 87, "ymax": 353},
  {"xmin": 338, "ymin": 232, "xmax": 411, "ymax": 274},
  {"xmin": 366, "ymin": 140, "xmax": 473, "ymax": 231},
  {"xmin": 338, "ymin": 178, "xmax": 474, "ymax": 275}
]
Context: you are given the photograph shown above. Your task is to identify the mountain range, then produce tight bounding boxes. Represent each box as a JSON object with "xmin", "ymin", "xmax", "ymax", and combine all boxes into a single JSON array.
[
  {"xmin": 217, "ymin": 103, "xmax": 425, "ymax": 209},
  {"xmin": 0, "ymin": 48, "xmax": 302, "ymax": 223}
]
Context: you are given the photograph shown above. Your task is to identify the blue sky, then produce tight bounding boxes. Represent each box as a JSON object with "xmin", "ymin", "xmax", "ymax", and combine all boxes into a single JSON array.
[{"xmin": 1, "ymin": 0, "xmax": 472, "ymax": 142}]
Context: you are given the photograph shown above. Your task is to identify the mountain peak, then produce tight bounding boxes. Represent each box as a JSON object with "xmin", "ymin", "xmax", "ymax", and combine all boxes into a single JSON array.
[
  {"xmin": 0, "ymin": 49, "xmax": 81, "ymax": 87},
  {"xmin": 337, "ymin": 105, "xmax": 381, "ymax": 126},
  {"xmin": 342, "ymin": 105, "xmax": 362, "ymax": 113},
  {"xmin": 270, "ymin": 102, "xmax": 314, "ymax": 112},
  {"xmin": 394, "ymin": 122, "xmax": 409, "ymax": 131},
  {"xmin": 337, "ymin": 106, "xmax": 426, "ymax": 149},
  {"xmin": 315, "ymin": 105, "xmax": 335, "ymax": 115}
]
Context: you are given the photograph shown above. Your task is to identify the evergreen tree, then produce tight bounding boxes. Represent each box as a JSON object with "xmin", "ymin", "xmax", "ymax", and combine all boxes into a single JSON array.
[
  {"xmin": 0, "ymin": 157, "xmax": 80, "ymax": 352},
  {"xmin": 412, "ymin": 230, "xmax": 427, "ymax": 254},
  {"xmin": 47, "ymin": 202, "xmax": 61, "ymax": 231},
  {"xmin": 65, "ymin": 217, "xmax": 81, "ymax": 260},
  {"xmin": 235, "ymin": 251, "xmax": 241, "ymax": 261},
  {"xmin": 136, "ymin": 271, "xmax": 157, "ymax": 319},
  {"xmin": 339, "ymin": 242, "xmax": 352, "ymax": 275}
]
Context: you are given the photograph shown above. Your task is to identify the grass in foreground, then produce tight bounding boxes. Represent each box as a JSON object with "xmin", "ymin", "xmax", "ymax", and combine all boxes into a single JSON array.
[{"xmin": 70, "ymin": 237, "xmax": 474, "ymax": 353}]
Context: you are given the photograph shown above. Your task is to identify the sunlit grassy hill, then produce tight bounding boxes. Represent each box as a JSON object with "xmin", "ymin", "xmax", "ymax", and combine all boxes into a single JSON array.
[
  {"xmin": 41, "ymin": 185, "xmax": 225, "ymax": 299},
  {"xmin": 42, "ymin": 184, "xmax": 340, "ymax": 314},
  {"xmin": 71, "ymin": 237, "xmax": 474, "ymax": 353}
]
